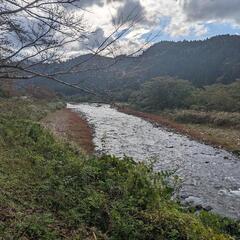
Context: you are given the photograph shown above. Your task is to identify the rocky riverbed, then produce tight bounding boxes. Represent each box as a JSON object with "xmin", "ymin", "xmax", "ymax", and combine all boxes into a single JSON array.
[{"xmin": 68, "ymin": 103, "xmax": 240, "ymax": 219}]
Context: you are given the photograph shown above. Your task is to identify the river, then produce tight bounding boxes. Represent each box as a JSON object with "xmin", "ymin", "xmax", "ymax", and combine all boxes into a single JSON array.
[{"xmin": 67, "ymin": 103, "xmax": 240, "ymax": 219}]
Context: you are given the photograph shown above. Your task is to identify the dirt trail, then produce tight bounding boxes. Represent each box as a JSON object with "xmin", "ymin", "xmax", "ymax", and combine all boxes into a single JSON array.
[{"xmin": 41, "ymin": 108, "xmax": 94, "ymax": 154}]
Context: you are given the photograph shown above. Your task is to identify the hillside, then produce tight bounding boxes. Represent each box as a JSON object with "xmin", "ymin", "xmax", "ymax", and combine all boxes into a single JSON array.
[{"xmin": 22, "ymin": 35, "xmax": 240, "ymax": 96}]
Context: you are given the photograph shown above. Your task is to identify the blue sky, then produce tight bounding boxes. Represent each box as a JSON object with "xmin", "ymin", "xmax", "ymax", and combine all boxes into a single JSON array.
[
  {"xmin": 62, "ymin": 0, "xmax": 240, "ymax": 56},
  {"xmin": 156, "ymin": 22, "xmax": 240, "ymax": 42},
  {"xmin": 4, "ymin": 0, "xmax": 240, "ymax": 60}
]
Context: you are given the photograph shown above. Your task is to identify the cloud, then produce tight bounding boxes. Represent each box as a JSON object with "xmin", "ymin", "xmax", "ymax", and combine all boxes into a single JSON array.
[
  {"xmin": 73, "ymin": 0, "xmax": 104, "ymax": 8},
  {"xmin": 4, "ymin": 0, "xmax": 240, "ymax": 60},
  {"xmin": 61, "ymin": 0, "xmax": 240, "ymax": 56},
  {"xmin": 182, "ymin": 0, "xmax": 240, "ymax": 24},
  {"xmin": 113, "ymin": 0, "xmax": 146, "ymax": 25},
  {"xmin": 84, "ymin": 27, "xmax": 109, "ymax": 49}
]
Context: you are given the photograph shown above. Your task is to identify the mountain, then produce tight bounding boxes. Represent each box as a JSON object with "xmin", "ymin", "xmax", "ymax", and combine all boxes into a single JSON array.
[{"xmin": 22, "ymin": 35, "xmax": 240, "ymax": 96}]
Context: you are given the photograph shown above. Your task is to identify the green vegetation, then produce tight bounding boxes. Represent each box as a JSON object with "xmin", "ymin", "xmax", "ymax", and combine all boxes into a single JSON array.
[
  {"xmin": 129, "ymin": 77, "xmax": 240, "ymax": 112},
  {"xmin": 166, "ymin": 110, "xmax": 240, "ymax": 129},
  {"xmin": 127, "ymin": 77, "xmax": 240, "ymax": 155},
  {"xmin": 0, "ymin": 98, "xmax": 65, "ymax": 120},
  {"xmin": 31, "ymin": 35, "xmax": 240, "ymax": 97},
  {"xmin": 129, "ymin": 77, "xmax": 194, "ymax": 111},
  {"xmin": 0, "ymin": 98, "xmax": 240, "ymax": 239},
  {"xmin": 191, "ymin": 82, "xmax": 240, "ymax": 112},
  {"xmin": 0, "ymin": 87, "xmax": 8, "ymax": 98}
]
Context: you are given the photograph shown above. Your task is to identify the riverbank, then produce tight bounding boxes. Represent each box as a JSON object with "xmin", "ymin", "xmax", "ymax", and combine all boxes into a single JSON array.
[
  {"xmin": 41, "ymin": 108, "xmax": 94, "ymax": 154},
  {"xmin": 2, "ymin": 98, "xmax": 239, "ymax": 239},
  {"xmin": 69, "ymin": 103, "xmax": 240, "ymax": 219},
  {"xmin": 116, "ymin": 105, "xmax": 240, "ymax": 156}
]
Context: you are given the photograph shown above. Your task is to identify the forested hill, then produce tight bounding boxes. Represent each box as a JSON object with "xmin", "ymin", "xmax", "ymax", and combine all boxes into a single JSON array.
[
  {"xmin": 25, "ymin": 35, "xmax": 240, "ymax": 95},
  {"xmin": 139, "ymin": 35, "xmax": 240, "ymax": 86}
]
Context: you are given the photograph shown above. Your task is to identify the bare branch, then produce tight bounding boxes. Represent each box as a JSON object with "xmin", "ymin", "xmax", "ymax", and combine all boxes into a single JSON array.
[{"xmin": 0, "ymin": 0, "xmax": 153, "ymax": 98}]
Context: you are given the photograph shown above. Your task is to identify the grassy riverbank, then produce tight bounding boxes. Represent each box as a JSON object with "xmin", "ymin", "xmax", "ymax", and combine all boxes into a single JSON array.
[
  {"xmin": 0, "ymin": 98, "xmax": 240, "ymax": 239},
  {"xmin": 117, "ymin": 104, "xmax": 240, "ymax": 156},
  {"xmin": 163, "ymin": 110, "xmax": 240, "ymax": 156}
]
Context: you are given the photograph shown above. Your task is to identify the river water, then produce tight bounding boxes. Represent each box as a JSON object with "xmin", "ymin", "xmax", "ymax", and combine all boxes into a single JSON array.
[{"xmin": 67, "ymin": 103, "xmax": 240, "ymax": 219}]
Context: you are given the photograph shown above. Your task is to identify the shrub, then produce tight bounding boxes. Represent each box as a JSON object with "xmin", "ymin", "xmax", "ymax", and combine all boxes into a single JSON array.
[
  {"xmin": 130, "ymin": 77, "xmax": 195, "ymax": 111},
  {"xmin": 171, "ymin": 110, "xmax": 240, "ymax": 128},
  {"xmin": 191, "ymin": 82, "xmax": 240, "ymax": 112},
  {"xmin": 130, "ymin": 78, "xmax": 240, "ymax": 113}
]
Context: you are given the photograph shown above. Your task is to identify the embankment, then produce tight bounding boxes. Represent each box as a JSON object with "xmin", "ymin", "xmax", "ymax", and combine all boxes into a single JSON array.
[{"xmin": 41, "ymin": 108, "xmax": 94, "ymax": 154}]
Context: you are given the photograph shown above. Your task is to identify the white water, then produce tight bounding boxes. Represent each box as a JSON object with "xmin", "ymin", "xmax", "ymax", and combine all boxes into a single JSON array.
[{"xmin": 68, "ymin": 103, "xmax": 240, "ymax": 219}]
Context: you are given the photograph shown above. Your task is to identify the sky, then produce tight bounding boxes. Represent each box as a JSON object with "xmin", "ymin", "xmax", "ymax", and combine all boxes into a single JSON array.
[
  {"xmin": 4, "ymin": 0, "xmax": 240, "ymax": 59},
  {"xmin": 67, "ymin": 0, "xmax": 240, "ymax": 56}
]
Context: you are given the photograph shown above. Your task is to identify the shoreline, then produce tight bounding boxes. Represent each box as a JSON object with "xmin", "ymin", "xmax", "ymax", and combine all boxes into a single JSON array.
[
  {"xmin": 41, "ymin": 108, "xmax": 94, "ymax": 154},
  {"xmin": 42, "ymin": 103, "xmax": 239, "ymax": 157}
]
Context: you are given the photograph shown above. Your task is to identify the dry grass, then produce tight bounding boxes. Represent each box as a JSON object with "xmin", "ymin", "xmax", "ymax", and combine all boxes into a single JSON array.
[
  {"xmin": 185, "ymin": 124, "xmax": 240, "ymax": 155},
  {"xmin": 117, "ymin": 106, "xmax": 240, "ymax": 156},
  {"xmin": 169, "ymin": 110, "xmax": 240, "ymax": 129},
  {"xmin": 41, "ymin": 108, "xmax": 94, "ymax": 154}
]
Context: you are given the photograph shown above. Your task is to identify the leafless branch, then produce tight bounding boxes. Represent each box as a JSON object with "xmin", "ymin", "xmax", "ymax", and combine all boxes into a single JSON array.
[{"xmin": 0, "ymin": 0, "xmax": 154, "ymax": 98}]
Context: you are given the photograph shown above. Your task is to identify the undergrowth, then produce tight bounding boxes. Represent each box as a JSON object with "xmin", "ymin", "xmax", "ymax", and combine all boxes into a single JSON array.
[{"xmin": 167, "ymin": 110, "xmax": 240, "ymax": 129}]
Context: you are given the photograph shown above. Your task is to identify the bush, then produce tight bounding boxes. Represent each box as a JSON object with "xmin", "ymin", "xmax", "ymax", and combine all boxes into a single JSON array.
[
  {"xmin": 130, "ymin": 77, "xmax": 194, "ymax": 111},
  {"xmin": 191, "ymin": 81, "xmax": 240, "ymax": 112},
  {"xmin": 129, "ymin": 78, "xmax": 240, "ymax": 112},
  {"xmin": 170, "ymin": 110, "xmax": 240, "ymax": 128},
  {"xmin": 198, "ymin": 211, "xmax": 240, "ymax": 239}
]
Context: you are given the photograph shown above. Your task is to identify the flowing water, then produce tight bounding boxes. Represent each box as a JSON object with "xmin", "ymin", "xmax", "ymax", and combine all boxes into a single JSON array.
[{"xmin": 68, "ymin": 103, "xmax": 240, "ymax": 219}]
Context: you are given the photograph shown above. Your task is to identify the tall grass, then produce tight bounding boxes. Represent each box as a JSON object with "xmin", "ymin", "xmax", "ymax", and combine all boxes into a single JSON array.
[{"xmin": 168, "ymin": 110, "xmax": 240, "ymax": 129}]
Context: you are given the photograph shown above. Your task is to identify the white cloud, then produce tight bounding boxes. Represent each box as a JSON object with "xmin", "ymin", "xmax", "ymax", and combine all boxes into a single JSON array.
[
  {"xmin": 3, "ymin": 0, "xmax": 240, "ymax": 59},
  {"xmin": 74, "ymin": 0, "xmax": 211, "ymax": 55},
  {"xmin": 10, "ymin": 0, "xmax": 238, "ymax": 58},
  {"xmin": 182, "ymin": 0, "xmax": 240, "ymax": 24}
]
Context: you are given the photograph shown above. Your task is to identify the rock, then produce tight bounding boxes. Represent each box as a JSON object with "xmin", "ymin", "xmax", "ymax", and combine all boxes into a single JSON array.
[
  {"xmin": 203, "ymin": 205, "xmax": 213, "ymax": 211},
  {"xmin": 180, "ymin": 193, "xmax": 189, "ymax": 200},
  {"xmin": 195, "ymin": 204, "xmax": 203, "ymax": 211},
  {"xmin": 184, "ymin": 196, "xmax": 213, "ymax": 212},
  {"xmin": 184, "ymin": 196, "xmax": 203, "ymax": 207},
  {"xmin": 230, "ymin": 189, "xmax": 240, "ymax": 197}
]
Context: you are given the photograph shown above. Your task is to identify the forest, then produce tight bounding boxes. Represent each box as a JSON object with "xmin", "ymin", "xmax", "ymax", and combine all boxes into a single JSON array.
[{"xmin": 21, "ymin": 35, "xmax": 240, "ymax": 98}]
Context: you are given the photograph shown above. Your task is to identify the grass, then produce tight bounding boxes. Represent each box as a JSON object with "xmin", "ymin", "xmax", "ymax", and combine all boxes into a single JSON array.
[
  {"xmin": 183, "ymin": 124, "xmax": 240, "ymax": 155},
  {"xmin": 0, "ymin": 98, "xmax": 239, "ymax": 239},
  {"xmin": 163, "ymin": 110, "xmax": 240, "ymax": 155},
  {"xmin": 168, "ymin": 110, "xmax": 240, "ymax": 129},
  {"xmin": 117, "ymin": 105, "xmax": 240, "ymax": 156}
]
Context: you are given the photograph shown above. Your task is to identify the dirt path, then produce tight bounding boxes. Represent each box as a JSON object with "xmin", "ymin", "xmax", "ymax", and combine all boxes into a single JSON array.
[{"xmin": 41, "ymin": 108, "xmax": 94, "ymax": 154}]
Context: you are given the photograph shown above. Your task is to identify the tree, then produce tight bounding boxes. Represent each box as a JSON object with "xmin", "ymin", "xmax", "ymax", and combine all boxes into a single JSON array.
[
  {"xmin": 130, "ymin": 77, "xmax": 195, "ymax": 110},
  {"xmin": 0, "ymin": 0, "xmax": 150, "ymax": 97},
  {"xmin": 191, "ymin": 81, "xmax": 240, "ymax": 112}
]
